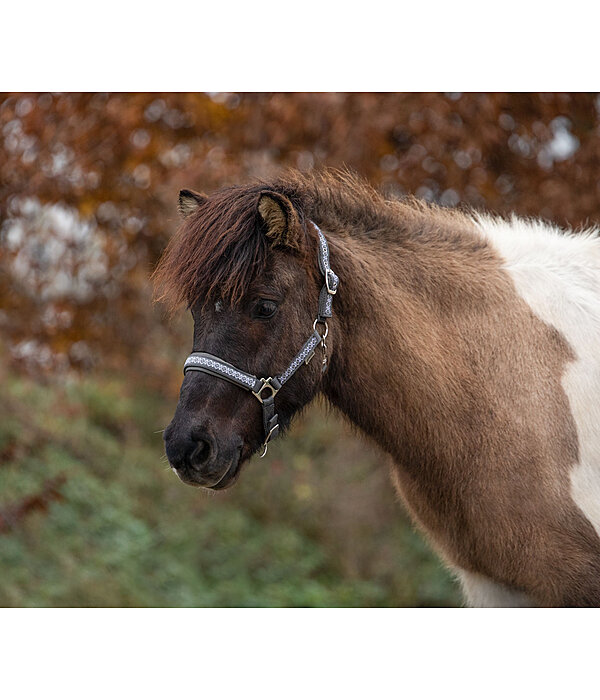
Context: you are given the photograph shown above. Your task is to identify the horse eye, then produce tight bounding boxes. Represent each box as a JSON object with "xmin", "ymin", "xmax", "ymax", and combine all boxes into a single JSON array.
[{"xmin": 253, "ymin": 299, "xmax": 278, "ymax": 319}]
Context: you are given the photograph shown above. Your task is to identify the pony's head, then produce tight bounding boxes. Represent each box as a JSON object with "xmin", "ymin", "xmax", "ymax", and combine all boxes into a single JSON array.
[{"xmin": 154, "ymin": 185, "xmax": 331, "ymax": 489}]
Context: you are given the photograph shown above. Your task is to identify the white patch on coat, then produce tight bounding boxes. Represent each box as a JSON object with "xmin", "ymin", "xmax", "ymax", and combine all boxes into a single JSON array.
[
  {"xmin": 458, "ymin": 570, "xmax": 533, "ymax": 607},
  {"xmin": 474, "ymin": 213, "xmax": 600, "ymax": 539}
]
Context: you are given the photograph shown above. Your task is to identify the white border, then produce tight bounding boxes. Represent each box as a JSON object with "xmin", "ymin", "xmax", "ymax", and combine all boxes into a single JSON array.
[
  {"xmin": 1, "ymin": 609, "xmax": 598, "ymax": 699},
  {"xmin": 2, "ymin": 1, "xmax": 598, "ymax": 89}
]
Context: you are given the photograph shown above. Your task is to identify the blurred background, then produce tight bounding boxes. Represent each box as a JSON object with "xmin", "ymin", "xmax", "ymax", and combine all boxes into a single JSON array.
[{"xmin": 1, "ymin": 92, "xmax": 600, "ymax": 607}]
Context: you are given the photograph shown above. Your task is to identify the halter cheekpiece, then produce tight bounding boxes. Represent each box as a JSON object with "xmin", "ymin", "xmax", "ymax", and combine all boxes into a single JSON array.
[{"xmin": 182, "ymin": 222, "xmax": 339, "ymax": 457}]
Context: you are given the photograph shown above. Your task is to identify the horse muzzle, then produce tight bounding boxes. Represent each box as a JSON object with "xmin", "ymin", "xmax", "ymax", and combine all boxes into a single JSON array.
[{"xmin": 163, "ymin": 421, "xmax": 243, "ymax": 489}]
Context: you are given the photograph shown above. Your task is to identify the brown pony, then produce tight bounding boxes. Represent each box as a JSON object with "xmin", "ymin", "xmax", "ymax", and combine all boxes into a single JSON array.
[{"xmin": 154, "ymin": 170, "xmax": 600, "ymax": 607}]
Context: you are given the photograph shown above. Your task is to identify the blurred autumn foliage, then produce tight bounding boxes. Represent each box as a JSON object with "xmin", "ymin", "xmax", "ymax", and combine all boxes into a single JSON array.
[
  {"xmin": 2, "ymin": 92, "xmax": 600, "ymax": 376},
  {"xmin": 2, "ymin": 93, "xmax": 600, "ymax": 607}
]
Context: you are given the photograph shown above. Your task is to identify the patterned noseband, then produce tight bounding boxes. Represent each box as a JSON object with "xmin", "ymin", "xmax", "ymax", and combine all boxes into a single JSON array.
[{"xmin": 182, "ymin": 222, "xmax": 339, "ymax": 457}]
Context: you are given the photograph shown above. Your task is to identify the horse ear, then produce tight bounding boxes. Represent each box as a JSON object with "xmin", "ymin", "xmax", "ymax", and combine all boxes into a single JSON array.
[
  {"xmin": 258, "ymin": 192, "xmax": 301, "ymax": 250},
  {"xmin": 178, "ymin": 189, "xmax": 207, "ymax": 219}
]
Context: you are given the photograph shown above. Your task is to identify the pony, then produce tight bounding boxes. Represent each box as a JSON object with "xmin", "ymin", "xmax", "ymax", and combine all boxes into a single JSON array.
[{"xmin": 154, "ymin": 169, "xmax": 600, "ymax": 607}]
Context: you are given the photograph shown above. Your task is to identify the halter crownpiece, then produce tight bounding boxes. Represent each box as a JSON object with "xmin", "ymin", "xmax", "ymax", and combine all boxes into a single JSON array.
[{"xmin": 183, "ymin": 222, "xmax": 339, "ymax": 458}]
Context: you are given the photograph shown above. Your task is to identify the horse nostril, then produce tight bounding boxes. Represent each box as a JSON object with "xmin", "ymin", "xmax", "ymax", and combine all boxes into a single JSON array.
[
  {"xmin": 189, "ymin": 430, "xmax": 213, "ymax": 469},
  {"xmin": 190, "ymin": 440, "xmax": 211, "ymax": 467}
]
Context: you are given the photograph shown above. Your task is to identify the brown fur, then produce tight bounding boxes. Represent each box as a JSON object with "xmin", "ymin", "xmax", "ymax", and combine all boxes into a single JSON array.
[{"xmin": 156, "ymin": 169, "xmax": 600, "ymax": 606}]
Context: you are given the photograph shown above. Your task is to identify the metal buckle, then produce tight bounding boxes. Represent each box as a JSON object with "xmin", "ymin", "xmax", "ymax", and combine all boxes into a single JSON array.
[
  {"xmin": 304, "ymin": 350, "xmax": 316, "ymax": 365},
  {"xmin": 259, "ymin": 423, "xmax": 280, "ymax": 458},
  {"xmin": 252, "ymin": 377, "xmax": 279, "ymax": 404},
  {"xmin": 325, "ymin": 269, "xmax": 337, "ymax": 295}
]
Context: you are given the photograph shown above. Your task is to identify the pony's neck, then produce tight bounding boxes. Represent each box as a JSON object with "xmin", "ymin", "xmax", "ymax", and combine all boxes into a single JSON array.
[{"xmin": 320, "ymin": 209, "xmax": 502, "ymax": 467}]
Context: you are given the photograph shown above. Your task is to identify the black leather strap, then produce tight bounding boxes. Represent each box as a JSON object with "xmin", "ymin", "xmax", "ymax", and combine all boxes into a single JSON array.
[
  {"xmin": 261, "ymin": 395, "xmax": 280, "ymax": 441},
  {"xmin": 314, "ymin": 224, "xmax": 338, "ymax": 322},
  {"xmin": 276, "ymin": 330, "xmax": 322, "ymax": 385},
  {"xmin": 183, "ymin": 352, "xmax": 261, "ymax": 392}
]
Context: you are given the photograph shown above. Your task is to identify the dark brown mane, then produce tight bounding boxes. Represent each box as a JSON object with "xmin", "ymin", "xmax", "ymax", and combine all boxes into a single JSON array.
[
  {"xmin": 265, "ymin": 168, "xmax": 467, "ymax": 240},
  {"xmin": 153, "ymin": 168, "xmax": 465, "ymax": 312}
]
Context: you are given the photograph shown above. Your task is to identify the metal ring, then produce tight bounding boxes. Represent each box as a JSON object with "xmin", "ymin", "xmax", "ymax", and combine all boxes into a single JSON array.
[{"xmin": 313, "ymin": 318, "xmax": 329, "ymax": 340}]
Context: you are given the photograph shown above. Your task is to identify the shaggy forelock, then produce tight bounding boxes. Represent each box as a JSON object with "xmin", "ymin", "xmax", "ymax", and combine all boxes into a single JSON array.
[{"xmin": 153, "ymin": 186, "xmax": 271, "ymax": 311}]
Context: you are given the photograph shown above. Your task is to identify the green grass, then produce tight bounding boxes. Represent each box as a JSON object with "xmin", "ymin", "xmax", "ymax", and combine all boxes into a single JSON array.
[{"xmin": 0, "ymin": 369, "xmax": 460, "ymax": 607}]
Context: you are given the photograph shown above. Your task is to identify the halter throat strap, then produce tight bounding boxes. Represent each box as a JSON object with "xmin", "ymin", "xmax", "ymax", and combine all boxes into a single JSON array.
[{"xmin": 182, "ymin": 222, "xmax": 338, "ymax": 457}]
